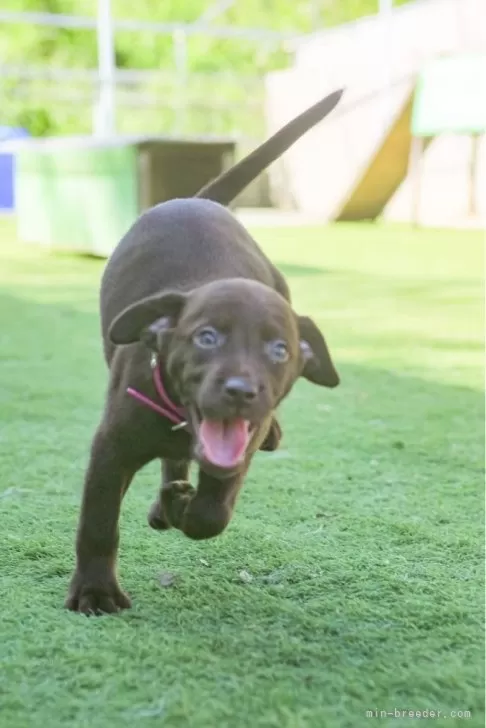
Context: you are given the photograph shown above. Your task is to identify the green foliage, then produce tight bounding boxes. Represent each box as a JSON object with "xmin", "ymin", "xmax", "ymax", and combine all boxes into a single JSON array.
[
  {"xmin": 15, "ymin": 107, "xmax": 56, "ymax": 136},
  {"xmin": 0, "ymin": 0, "xmax": 414, "ymax": 136}
]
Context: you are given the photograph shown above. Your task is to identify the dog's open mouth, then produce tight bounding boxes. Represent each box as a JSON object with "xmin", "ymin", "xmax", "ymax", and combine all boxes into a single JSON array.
[{"xmin": 197, "ymin": 418, "xmax": 252, "ymax": 470}]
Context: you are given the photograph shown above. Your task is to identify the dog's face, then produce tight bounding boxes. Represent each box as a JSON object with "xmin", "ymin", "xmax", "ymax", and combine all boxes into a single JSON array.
[{"xmin": 110, "ymin": 279, "xmax": 339, "ymax": 478}]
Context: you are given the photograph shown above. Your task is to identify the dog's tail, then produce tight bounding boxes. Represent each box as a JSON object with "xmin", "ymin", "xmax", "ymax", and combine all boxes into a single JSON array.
[{"xmin": 194, "ymin": 88, "xmax": 344, "ymax": 206}]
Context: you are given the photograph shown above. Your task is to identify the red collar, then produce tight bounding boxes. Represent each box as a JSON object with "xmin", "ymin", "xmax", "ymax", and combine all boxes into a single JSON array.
[{"xmin": 126, "ymin": 354, "xmax": 187, "ymax": 430}]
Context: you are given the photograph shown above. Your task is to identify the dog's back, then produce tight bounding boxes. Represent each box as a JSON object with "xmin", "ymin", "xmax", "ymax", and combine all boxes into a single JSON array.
[{"xmin": 100, "ymin": 199, "xmax": 286, "ymax": 357}]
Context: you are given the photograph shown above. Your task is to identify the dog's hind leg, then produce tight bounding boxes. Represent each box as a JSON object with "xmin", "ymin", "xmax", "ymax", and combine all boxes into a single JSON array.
[{"xmin": 147, "ymin": 459, "xmax": 191, "ymax": 531}]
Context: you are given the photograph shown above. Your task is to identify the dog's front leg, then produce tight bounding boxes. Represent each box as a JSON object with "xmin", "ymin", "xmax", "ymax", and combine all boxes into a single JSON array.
[
  {"xmin": 161, "ymin": 469, "xmax": 245, "ymax": 540},
  {"xmin": 65, "ymin": 427, "xmax": 135, "ymax": 615}
]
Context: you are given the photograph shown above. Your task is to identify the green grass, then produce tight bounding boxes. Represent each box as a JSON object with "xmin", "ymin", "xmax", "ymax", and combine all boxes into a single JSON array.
[{"xmin": 0, "ymin": 217, "xmax": 484, "ymax": 728}]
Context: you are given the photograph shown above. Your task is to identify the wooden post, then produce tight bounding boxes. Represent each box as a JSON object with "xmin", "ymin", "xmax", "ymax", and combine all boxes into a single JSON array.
[
  {"xmin": 468, "ymin": 133, "xmax": 479, "ymax": 218},
  {"xmin": 95, "ymin": 0, "xmax": 116, "ymax": 137},
  {"xmin": 408, "ymin": 135, "xmax": 425, "ymax": 227},
  {"xmin": 173, "ymin": 28, "xmax": 188, "ymax": 134}
]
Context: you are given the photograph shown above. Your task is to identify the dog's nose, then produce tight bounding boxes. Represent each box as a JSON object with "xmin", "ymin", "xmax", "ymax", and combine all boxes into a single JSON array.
[{"xmin": 224, "ymin": 377, "xmax": 258, "ymax": 403}]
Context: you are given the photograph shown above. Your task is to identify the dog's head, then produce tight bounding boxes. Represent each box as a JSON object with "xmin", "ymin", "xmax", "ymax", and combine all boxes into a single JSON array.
[{"xmin": 109, "ymin": 279, "xmax": 339, "ymax": 478}]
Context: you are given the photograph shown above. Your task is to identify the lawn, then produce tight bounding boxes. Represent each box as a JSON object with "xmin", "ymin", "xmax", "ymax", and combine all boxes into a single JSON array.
[{"xmin": 0, "ymin": 216, "xmax": 484, "ymax": 728}]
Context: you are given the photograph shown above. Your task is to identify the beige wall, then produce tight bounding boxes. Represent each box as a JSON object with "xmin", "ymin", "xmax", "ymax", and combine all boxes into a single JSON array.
[
  {"xmin": 265, "ymin": 69, "xmax": 415, "ymax": 219},
  {"xmin": 264, "ymin": 0, "xmax": 486, "ymax": 226},
  {"xmin": 384, "ymin": 133, "xmax": 486, "ymax": 226}
]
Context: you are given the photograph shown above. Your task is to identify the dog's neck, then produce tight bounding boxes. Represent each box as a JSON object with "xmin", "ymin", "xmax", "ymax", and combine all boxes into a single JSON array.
[
  {"xmin": 126, "ymin": 353, "xmax": 187, "ymax": 430},
  {"xmin": 151, "ymin": 352, "xmax": 181, "ymax": 402}
]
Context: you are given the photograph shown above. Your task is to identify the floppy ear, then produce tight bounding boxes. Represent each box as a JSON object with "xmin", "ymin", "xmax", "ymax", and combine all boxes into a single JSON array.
[
  {"xmin": 109, "ymin": 291, "xmax": 189, "ymax": 348},
  {"xmin": 297, "ymin": 315, "xmax": 340, "ymax": 387}
]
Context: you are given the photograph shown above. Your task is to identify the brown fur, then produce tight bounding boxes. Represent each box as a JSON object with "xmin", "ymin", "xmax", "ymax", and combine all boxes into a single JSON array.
[{"xmin": 65, "ymin": 89, "xmax": 343, "ymax": 614}]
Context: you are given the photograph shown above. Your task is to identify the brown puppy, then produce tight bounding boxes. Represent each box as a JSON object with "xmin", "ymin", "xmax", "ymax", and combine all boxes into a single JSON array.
[{"xmin": 65, "ymin": 89, "xmax": 343, "ymax": 615}]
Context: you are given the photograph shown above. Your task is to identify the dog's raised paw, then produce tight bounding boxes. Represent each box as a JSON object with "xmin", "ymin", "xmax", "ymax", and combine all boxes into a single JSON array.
[
  {"xmin": 161, "ymin": 480, "xmax": 195, "ymax": 529},
  {"xmin": 147, "ymin": 499, "xmax": 171, "ymax": 531}
]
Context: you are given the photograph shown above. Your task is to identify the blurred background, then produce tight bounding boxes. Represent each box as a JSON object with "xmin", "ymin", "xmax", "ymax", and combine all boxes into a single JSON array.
[{"xmin": 0, "ymin": 0, "xmax": 485, "ymax": 245}]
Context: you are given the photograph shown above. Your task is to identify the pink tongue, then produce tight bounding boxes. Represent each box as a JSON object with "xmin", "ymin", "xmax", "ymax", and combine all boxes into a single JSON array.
[{"xmin": 199, "ymin": 419, "xmax": 250, "ymax": 469}]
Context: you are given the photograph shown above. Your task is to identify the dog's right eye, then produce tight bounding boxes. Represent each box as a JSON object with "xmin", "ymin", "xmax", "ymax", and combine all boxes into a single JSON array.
[
  {"xmin": 267, "ymin": 339, "xmax": 290, "ymax": 363},
  {"xmin": 193, "ymin": 327, "xmax": 225, "ymax": 349}
]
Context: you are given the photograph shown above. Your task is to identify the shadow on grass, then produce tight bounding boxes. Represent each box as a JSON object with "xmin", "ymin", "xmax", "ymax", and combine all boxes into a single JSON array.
[
  {"xmin": 279, "ymin": 264, "xmax": 483, "ymax": 301},
  {"xmin": 276, "ymin": 262, "xmax": 328, "ymax": 277}
]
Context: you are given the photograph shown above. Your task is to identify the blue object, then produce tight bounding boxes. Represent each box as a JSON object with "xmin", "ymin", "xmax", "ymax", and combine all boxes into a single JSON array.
[{"xmin": 0, "ymin": 126, "xmax": 30, "ymax": 212}]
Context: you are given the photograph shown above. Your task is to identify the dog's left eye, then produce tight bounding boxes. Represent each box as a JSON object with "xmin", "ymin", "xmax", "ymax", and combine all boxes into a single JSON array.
[
  {"xmin": 267, "ymin": 340, "xmax": 289, "ymax": 363},
  {"xmin": 194, "ymin": 327, "xmax": 224, "ymax": 349}
]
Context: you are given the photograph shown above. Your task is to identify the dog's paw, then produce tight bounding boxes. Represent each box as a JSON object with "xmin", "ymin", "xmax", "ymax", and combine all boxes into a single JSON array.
[
  {"xmin": 161, "ymin": 480, "xmax": 195, "ymax": 529},
  {"xmin": 65, "ymin": 572, "xmax": 131, "ymax": 615},
  {"xmin": 147, "ymin": 499, "xmax": 171, "ymax": 531},
  {"xmin": 259, "ymin": 418, "xmax": 282, "ymax": 452}
]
